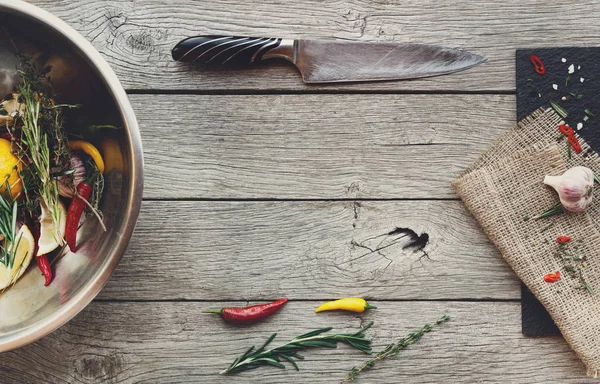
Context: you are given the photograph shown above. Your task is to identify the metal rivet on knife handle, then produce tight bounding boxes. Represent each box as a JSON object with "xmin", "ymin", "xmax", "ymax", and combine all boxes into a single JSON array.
[{"xmin": 171, "ymin": 36, "xmax": 295, "ymax": 66}]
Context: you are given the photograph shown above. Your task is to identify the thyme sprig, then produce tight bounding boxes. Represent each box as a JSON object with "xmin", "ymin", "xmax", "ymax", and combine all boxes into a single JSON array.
[
  {"xmin": 343, "ymin": 315, "xmax": 451, "ymax": 382},
  {"xmin": 221, "ymin": 322, "xmax": 374, "ymax": 374},
  {"xmin": 14, "ymin": 58, "xmax": 75, "ymax": 237}
]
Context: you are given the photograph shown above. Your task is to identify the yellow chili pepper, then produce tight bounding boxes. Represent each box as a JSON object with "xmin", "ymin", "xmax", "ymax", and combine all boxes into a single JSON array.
[
  {"xmin": 69, "ymin": 140, "xmax": 105, "ymax": 174},
  {"xmin": 315, "ymin": 298, "xmax": 376, "ymax": 313},
  {"xmin": 99, "ymin": 138, "xmax": 124, "ymax": 173}
]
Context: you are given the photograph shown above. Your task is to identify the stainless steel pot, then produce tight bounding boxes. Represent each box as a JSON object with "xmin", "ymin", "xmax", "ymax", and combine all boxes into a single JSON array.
[{"xmin": 0, "ymin": 0, "xmax": 143, "ymax": 351}]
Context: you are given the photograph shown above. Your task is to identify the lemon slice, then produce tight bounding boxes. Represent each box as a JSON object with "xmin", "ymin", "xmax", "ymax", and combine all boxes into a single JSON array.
[
  {"xmin": 0, "ymin": 224, "xmax": 35, "ymax": 290},
  {"xmin": 37, "ymin": 200, "xmax": 67, "ymax": 256}
]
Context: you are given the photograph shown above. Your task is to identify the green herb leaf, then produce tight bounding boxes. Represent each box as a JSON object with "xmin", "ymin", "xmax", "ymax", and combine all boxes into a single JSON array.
[
  {"xmin": 549, "ymin": 100, "xmax": 568, "ymax": 118},
  {"xmin": 220, "ymin": 322, "xmax": 374, "ymax": 375},
  {"xmin": 531, "ymin": 202, "xmax": 564, "ymax": 220}
]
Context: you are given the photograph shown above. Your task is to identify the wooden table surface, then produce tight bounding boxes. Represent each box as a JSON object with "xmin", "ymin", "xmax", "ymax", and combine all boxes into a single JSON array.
[{"xmin": 5, "ymin": 1, "xmax": 600, "ymax": 383}]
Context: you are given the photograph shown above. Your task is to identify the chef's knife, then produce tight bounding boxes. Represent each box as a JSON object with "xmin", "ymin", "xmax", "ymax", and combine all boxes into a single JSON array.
[{"xmin": 171, "ymin": 36, "xmax": 486, "ymax": 83}]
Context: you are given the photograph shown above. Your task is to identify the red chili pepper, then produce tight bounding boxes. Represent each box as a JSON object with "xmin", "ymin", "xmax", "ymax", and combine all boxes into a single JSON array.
[
  {"xmin": 30, "ymin": 220, "xmax": 52, "ymax": 286},
  {"xmin": 530, "ymin": 54, "xmax": 546, "ymax": 75},
  {"xmin": 558, "ymin": 125, "xmax": 575, "ymax": 136},
  {"xmin": 556, "ymin": 235, "xmax": 571, "ymax": 244},
  {"xmin": 567, "ymin": 135, "xmax": 582, "ymax": 153},
  {"xmin": 204, "ymin": 298, "xmax": 288, "ymax": 323},
  {"xmin": 543, "ymin": 271, "xmax": 561, "ymax": 283},
  {"xmin": 36, "ymin": 254, "xmax": 53, "ymax": 286},
  {"xmin": 65, "ymin": 182, "xmax": 93, "ymax": 252}
]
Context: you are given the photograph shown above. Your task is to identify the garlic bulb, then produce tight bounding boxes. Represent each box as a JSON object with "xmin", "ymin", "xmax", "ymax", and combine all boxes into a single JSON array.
[
  {"xmin": 58, "ymin": 154, "xmax": 86, "ymax": 198},
  {"xmin": 0, "ymin": 93, "xmax": 25, "ymax": 126},
  {"xmin": 544, "ymin": 166, "xmax": 594, "ymax": 212}
]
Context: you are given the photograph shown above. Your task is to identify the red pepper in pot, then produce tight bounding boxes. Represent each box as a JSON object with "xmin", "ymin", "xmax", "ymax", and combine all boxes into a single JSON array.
[
  {"xmin": 31, "ymin": 220, "xmax": 52, "ymax": 286},
  {"xmin": 36, "ymin": 254, "xmax": 53, "ymax": 286},
  {"xmin": 65, "ymin": 182, "xmax": 93, "ymax": 252},
  {"xmin": 204, "ymin": 298, "xmax": 288, "ymax": 324}
]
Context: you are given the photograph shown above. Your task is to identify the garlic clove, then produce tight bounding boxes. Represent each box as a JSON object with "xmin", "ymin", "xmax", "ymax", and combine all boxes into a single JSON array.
[
  {"xmin": 544, "ymin": 166, "xmax": 594, "ymax": 213},
  {"xmin": 561, "ymin": 195, "xmax": 592, "ymax": 212},
  {"xmin": 58, "ymin": 154, "xmax": 86, "ymax": 198}
]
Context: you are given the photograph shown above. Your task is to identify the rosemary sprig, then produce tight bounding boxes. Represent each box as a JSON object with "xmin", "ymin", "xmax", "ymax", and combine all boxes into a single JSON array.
[
  {"xmin": 549, "ymin": 100, "xmax": 568, "ymax": 118},
  {"xmin": 523, "ymin": 202, "xmax": 564, "ymax": 221},
  {"xmin": 17, "ymin": 74, "xmax": 62, "ymax": 235},
  {"xmin": 343, "ymin": 315, "xmax": 450, "ymax": 382},
  {"xmin": 221, "ymin": 322, "xmax": 374, "ymax": 374},
  {"xmin": 14, "ymin": 59, "xmax": 75, "ymax": 238}
]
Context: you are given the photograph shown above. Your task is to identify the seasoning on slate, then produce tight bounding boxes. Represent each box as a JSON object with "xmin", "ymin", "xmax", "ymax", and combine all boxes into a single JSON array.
[
  {"xmin": 549, "ymin": 100, "xmax": 568, "ymax": 118},
  {"xmin": 529, "ymin": 54, "xmax": 546, "ymax": 75}
]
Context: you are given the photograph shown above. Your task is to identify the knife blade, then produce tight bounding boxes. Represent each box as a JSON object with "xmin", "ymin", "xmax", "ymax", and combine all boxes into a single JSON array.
[{"xmin": 171, "ymin": 36, "xmax": 486, "ymax": 83}]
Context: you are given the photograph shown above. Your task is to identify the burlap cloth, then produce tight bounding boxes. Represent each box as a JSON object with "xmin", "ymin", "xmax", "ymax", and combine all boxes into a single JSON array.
[{"xmin": 453, "ymin": 108, "xmax": 600, "ymax": 377}]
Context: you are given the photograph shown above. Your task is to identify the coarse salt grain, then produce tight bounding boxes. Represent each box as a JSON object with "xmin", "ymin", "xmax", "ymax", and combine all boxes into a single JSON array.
[
  {"xmin": 568, "ymin": 64, "xmax": 575, "ymax": 74},
  {"xmin": 553, "ymin": 84, "xmax": 558, "ymax": 90},
  {"xmin": 562, "ymin": 58, "xmax": 567, "ymax": 62},
  {"xmin": 578, "ymin": 65, "xmax": 581, "ymax": 70},
  {"xmin": 577, "ymin": 123, "xmax": 583, "ymax": 130},
  {"xmin": 581, "ymin": 78, "xmax": 585, "ymax": 83}
]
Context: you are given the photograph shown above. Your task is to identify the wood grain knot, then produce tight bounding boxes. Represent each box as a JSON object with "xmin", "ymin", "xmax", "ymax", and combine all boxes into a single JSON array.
[{"xmin": 75, "ymin": 352, "xmax": 126, "ymax": 382}]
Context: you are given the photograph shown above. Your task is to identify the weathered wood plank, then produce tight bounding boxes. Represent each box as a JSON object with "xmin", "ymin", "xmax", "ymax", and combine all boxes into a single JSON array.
[
  {"xmin": 97, "ymin": 199, "xmax": 519, "ymax": 300},
  {"xmin": 26, "ymin": 0, "xmax": 600, "ymax": 91},
  {"xmin": 135, "ymin": 93, "xmax": 513, "ymax": 199},
  {"xmin": 1, "ymin": 301, "xmax": 592, "ymax": 383}
]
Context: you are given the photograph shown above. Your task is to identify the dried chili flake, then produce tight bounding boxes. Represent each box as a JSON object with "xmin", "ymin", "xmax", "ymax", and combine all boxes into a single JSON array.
[
  {"xmin": 543, "ymin": 271, "xmax": 561, "ymax": 283},
  {"xmin": 556, "ymin": 235, "xmax": 571, "ymax": 244},
  {"xmin": 558, "ymin": 125, "xmax": 574, "ymax": 136},
  {"xmin": 567, "ymin": 135, "xmax": 582, "ymax": 153},
  {"xmin": 530, "ymin": 54, "xmax": 546, "ymax": 75}
]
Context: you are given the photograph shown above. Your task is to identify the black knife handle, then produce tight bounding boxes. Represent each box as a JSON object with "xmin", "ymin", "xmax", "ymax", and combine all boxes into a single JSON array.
[{"xmin": 172, "ymin": 36, "xmax": 285, "ymax": 66}]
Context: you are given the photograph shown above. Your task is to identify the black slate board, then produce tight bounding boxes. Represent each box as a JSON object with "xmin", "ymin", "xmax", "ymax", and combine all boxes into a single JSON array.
[{"xmin": 516, "ymin": 47, "xmax": 600, "ymax": 336}]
